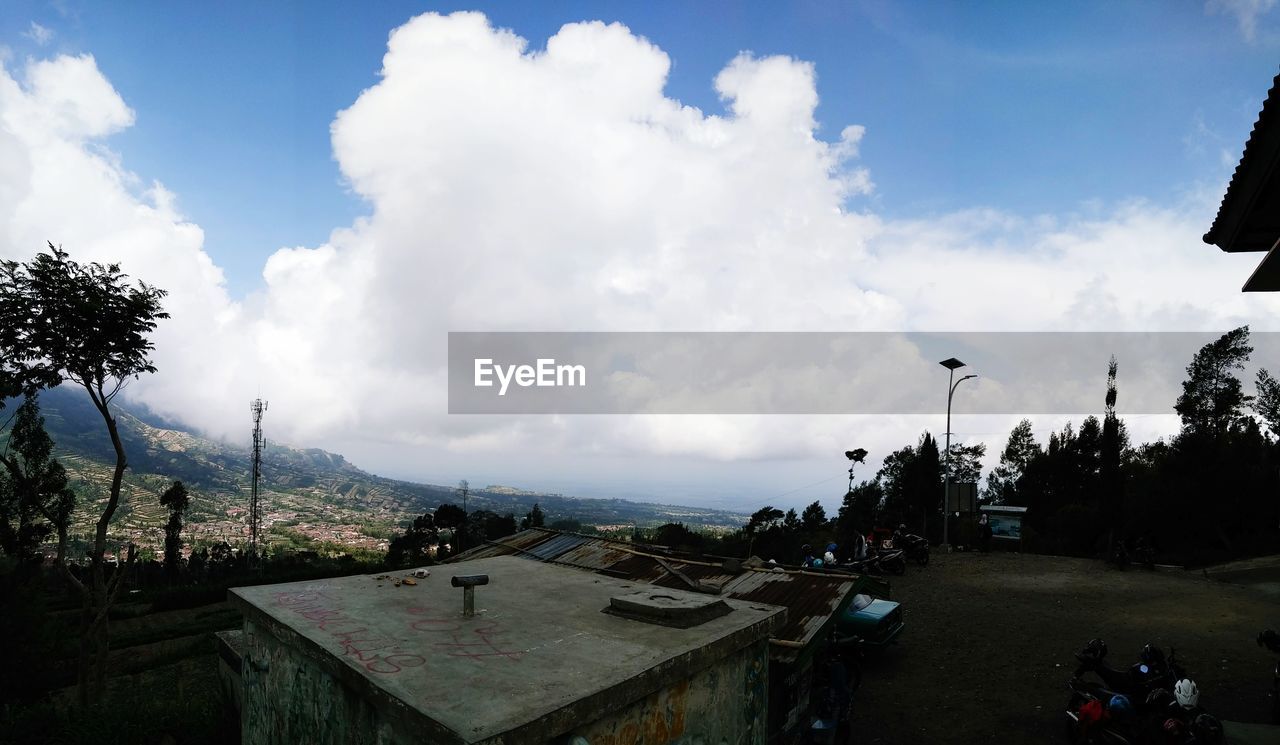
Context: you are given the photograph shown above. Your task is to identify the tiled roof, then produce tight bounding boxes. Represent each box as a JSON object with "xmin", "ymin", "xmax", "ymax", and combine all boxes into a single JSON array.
[{"xmin": 1204, "ymin": 69, "xmax": 1280, "ymax": 252}]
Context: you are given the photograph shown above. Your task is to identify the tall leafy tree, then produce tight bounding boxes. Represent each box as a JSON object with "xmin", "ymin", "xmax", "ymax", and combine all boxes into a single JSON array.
[
  {"xmin": 387, "ymin": 512, "xmax": 438, "ymax": 567},
  {"xmin": 158, "ymin": 481, "xmax": 190, "ymax": 580},
  {"xmin": 800, "ymin": 500, "xmax": 827, "ymax": 532},
  {"xmin": 520, "ymin": 503, "xmax": 545, "ymax": 530},
  {"xmin": 945, "ymin": 442, "xmax": 987, "ymax": 483},
  {"xmin": 0, "ymin": 244, "xmax": 167, "ymax": 706},
  {"xmin": 1255, "ymin": 368, "xmax": 1280, "ymax": 438},
  {"xmin": 1100, "ymin": 357, "xmax": 1128, "ymax": 550},
  {"xmin": 985, "ymin": 419, "xmax": 1041, "ymax": 506},
  {"xmin": 1175, "ymin": 326, "xmax": 1254, "ymax": 437},
  {"xmin": 0, "ymin": 396, "xmax": 75, "ymax": 564}
]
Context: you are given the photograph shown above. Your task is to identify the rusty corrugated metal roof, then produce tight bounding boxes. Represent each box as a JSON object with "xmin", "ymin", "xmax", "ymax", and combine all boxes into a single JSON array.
[{"xmin": 722, "ymin": 570, "xmax": 858, "ymax": 653}]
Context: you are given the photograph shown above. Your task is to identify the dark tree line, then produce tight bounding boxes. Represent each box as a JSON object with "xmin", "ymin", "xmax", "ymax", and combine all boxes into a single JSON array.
[{"xmin": 640, "ymin": 328, "xmax": 1279, "ymax": 567}]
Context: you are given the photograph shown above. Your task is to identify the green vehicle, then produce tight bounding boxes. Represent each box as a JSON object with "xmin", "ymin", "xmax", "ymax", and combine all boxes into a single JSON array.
[{"xmin": 837, "ymin": 592, "xmax": 904, "ymax": 648}]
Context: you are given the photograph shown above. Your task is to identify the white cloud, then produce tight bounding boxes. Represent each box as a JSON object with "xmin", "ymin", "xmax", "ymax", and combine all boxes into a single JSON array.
[
  {"xmin": 22, "ymin": 22, "xmax": 54, "ymax": 47},
  {"xmin": 1207, "ymin": 0, "xmax": 1278, "ymax": 41},
  {"xmin": 1, "ymin": 14, "xmax": 1278, "ymax": 506}
]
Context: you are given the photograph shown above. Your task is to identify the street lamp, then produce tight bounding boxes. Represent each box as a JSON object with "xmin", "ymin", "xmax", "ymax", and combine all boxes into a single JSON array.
[{"xmin": 939, "ymin": 358, "xmax": 977, "ymax": 550}]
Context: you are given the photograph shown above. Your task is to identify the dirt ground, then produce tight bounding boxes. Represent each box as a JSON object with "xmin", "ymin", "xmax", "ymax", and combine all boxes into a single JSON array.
[{"xmin": 849, "ymin": 551, "xmax": 1280, "ymax": 744}]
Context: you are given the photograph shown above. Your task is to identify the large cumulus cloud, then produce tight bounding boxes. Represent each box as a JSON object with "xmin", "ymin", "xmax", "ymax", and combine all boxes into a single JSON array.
[{"xmin": 1, "ymin": 12, "xmax": 1277, "ymax": 508}]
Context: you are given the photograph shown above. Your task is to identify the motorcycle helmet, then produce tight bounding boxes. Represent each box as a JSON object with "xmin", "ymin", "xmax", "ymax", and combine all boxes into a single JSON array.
[
  {"xmin": 812, "ymin": 558, "xmax": 824, "ymax": 568},
  {"xmin": 823, "ymin": 551, "xmax": 836, "ymax": 564},
  {"xmin": 1083, "ymin": 638, "xmax": 1108, "ymax": 660},
  {"xmin": 801, "ymin": 544, "xmax": 813, "ymax": 554},
  {"xmin": 1192, "ymin": 714, "xmax": 1223, "ymax": 743},
  {"xmin": 1107, "ymin": 694, "xmax": 1132, "ymax": 718},
  {"xmin": 826, "ymin": 543, "xmax": 838, "ymax": 553},
  {"xmin": 1174, "ymin": 678, "xmax": 1199, "ymax": 709},
  {"xmin": 1162, "ymin": 718, "xmax": 1185, "ymax": 738}
]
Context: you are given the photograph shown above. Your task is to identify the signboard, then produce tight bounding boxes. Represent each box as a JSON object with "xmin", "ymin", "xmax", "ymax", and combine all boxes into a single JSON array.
[
  {"xmin": 987, "ymin": 513, "xmax": 1022, "ymax": 541},
  {"xmin": 946, "ymin": 482, "xmax": 978, "ymax": 513}
]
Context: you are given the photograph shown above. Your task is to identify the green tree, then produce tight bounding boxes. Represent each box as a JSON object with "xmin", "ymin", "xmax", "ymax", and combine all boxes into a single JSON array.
[
  {"xmin": 158, "ymin": 481, "xmax": 190, "ymax": 580},
  {"xmin": 387, "ymin": 512, "xmax": 437, "ymax": 567},
  {"xmin": 945, "ymin": 442, "xmax": 987, "ymax": 483},
  {"xmin": 0, "ymin": 244, "xmax": 168, "ymax": 706},
  {"xmin": 985, "ymin": 419, "xmax": 1041, "ymax": 506},
  {"xmin": 836, "ymin": 481, "xmax": 882, "ymax": 546},
  {"xmin": 1100, "ymin": 357, "xmax": 1128, "ymax": 551},
  {"xmin": 1175, "ymin": 326, "xmax": 1254, "ymax": 437},
  {"xmin": 0, "ymin": 396, "xmax": 75, "ymax": 564},
  {"xmin": 1255, "ymin": 368, "xmax": 1280, "ymax": 437},
  {"xmin": 433, "ymin": 503, "xmax": 466, "ymax": 530},
  {"xmin": 782, "ymin": 508, "xmax": 800, "ymax": 533},
  {"xmin": 800, "ymin": 500, "xmax": 826, "ymax": 532},
  {"xmin": 520, "ymin": 503, "xmax": 545, "ymax": 530}
]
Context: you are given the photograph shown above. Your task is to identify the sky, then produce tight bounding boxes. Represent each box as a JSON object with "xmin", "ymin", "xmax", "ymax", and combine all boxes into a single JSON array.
[{"xmin": 1, "ymin": 2, "xmax": 1279, "ymax": 514}]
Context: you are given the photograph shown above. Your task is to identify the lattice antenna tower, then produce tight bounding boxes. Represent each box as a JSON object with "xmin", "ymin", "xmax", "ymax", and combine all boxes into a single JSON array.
[{"xmin": 249, "ymin": 399, "xmax": 268, "ymax": 558}]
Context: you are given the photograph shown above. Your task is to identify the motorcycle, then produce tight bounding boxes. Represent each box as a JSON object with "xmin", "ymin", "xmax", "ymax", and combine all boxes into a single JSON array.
[
  {"xmin": 1131, "ymin": 539, "xmax": 1156, "ymax": 570},
  {"xmin": 1261, "ymin": 629, "xmax": 1280, "ymax": 724},
  {"xmin": 1064, "ymin": 677, "xmax": 1139, "ymax": 744},
  {"xmin": 894, "ymin": 530, "xmax": 931, "ymax": 566},
  {"xmin": 866, "ymin": 535, "xmax": 907, "ymax": 576},
  {"xmin": 1107, "ymin": 541, "xmax": 1131, "ymax": 571},
  {"xmin": 1072, "ymin": 639, "xmax": 1185, "ymax": 704}
]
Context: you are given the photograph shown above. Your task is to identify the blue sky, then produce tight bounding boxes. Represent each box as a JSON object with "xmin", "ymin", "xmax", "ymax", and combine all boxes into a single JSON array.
[
  {"xmin": 3, "ymin": 2, "xmax": 1277, "ymax": 297},
  {"xmin": 2, "ymin": 2, "xmax": 1280, "ymax": 508}
]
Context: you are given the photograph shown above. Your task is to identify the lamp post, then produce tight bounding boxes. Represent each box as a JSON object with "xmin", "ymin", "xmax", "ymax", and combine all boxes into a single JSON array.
[{"xmin": 939, "ymin": 358, "xmax": 977, "ymax": 550}]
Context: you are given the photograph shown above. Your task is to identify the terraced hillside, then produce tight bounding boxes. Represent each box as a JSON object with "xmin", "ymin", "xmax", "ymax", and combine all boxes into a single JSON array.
[{"xmin": 3, "ymin": 388, "xmax": 748, "ymax": 556}]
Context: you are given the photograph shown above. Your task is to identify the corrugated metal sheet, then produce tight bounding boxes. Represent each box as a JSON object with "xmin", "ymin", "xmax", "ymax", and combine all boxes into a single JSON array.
[
  {"xmin": 554, "ymin": 542, "xmax": 638, "ymax": 572},
  {"xmin": 525, "ymin": 533, "xmax": 590, "ymax": 560},
  {"xmin": 722, "ymin": 571, "xmax": 858, "ymax": 652},
  {"xmin": 447, "ymin": 528, "xmax": 562, "ymax": 562}
]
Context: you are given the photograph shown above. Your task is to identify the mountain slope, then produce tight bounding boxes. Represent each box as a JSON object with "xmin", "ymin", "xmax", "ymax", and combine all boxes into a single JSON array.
[{"xmin": 4, "ymin": 388, "xmax": 748, "ymax": 554}]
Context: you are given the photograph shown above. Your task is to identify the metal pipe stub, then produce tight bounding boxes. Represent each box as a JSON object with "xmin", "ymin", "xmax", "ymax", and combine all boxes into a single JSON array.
[{"xmin": 451, "ymin": 574, "xmax": 489, "ymax": 617}]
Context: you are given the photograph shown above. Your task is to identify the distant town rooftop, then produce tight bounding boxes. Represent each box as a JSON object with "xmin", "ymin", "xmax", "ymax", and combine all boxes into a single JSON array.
[
  {"xmin": 229, "ymin": 555, "xmax": 783, "ymax": 744},
  {"xmin": 1204, "ymin": 69, "xmax": 1280, "ymax": 291}
]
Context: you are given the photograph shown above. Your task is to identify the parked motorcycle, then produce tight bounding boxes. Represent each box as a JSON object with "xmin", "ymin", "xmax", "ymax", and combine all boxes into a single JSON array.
[
  {"xmin": 1260, "ymin": 629, "xmax": 1280, "ymax": 724},
  {"xmin": 893, "ymin": 529, "xmax": 931, "ymax": 566},
  {"xmin": 1064, "ymin": 677, "xmax": 1139, "ymax": 744},
  {"xmin": 1132, "ymin": 538, "xmax": 1156, "ymax": 570},
  {"xmin": 877, "ymin": 548, "xmax": 907, "ymax": 575},
  {"xmin": 1107, "ymin": 540, "xmax": 1131, "ymax": 570},
  {"xmin": 1072, "ymin": 639, "xmax": 1185, "ymax": 704}
]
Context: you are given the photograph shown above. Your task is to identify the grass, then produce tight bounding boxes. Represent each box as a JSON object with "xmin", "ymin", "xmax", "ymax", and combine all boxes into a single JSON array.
[{"xmin": 0, "ymin": 654, "xmax": 236, "ymax": 745}]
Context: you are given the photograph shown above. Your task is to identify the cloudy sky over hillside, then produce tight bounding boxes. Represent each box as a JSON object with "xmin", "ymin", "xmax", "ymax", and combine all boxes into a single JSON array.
[{"xmin": 1, "ymin": 2, "xmax": 1279, "ymax": 511}]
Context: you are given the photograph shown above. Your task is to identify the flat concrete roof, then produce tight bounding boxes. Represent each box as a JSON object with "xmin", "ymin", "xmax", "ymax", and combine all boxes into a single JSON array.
[{"xmin": 229, "ymin": 556, "xmax": 784, "ymax": 745}]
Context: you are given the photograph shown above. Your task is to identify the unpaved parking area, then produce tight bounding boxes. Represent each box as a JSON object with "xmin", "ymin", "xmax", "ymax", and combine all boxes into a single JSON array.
[{"xmin": 850, "ymin": 551, "xmax": 1279, "ymax": 744}]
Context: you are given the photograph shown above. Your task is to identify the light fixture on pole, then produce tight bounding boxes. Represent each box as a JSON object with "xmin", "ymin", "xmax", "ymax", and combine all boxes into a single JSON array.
[{"xmin": 939, "ymin": 358, "xmax": 977, "ymax": 550}]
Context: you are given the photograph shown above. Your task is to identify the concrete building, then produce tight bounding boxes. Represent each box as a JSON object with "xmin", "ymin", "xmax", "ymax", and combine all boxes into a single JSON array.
[
  {"xmin": 448, "ymin": 528, "xmax": 893, "ymax": 743},
  {"xmin": 224, "ymin": 555, "xmax": 785, "ymax": 745}
]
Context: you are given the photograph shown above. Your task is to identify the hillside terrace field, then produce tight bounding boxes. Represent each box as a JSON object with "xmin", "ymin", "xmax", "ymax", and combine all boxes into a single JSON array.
[{"xmin": 852, "ymin": 551, "xmax": 1279, "ymax": 744}]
